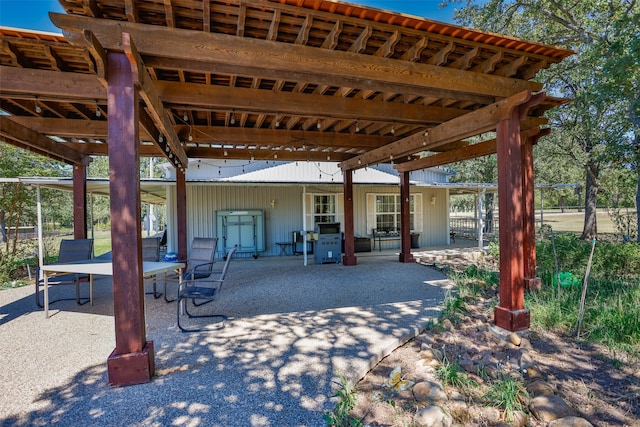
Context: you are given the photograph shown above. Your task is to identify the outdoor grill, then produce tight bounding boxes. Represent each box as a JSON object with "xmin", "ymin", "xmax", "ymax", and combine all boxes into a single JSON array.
[{"xmin": 314, "ymin": 223, "xmax": 342, "ymax": 264}]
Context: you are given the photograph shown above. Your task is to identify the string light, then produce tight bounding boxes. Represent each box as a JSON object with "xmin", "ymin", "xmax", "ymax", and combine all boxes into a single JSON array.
[
  {"xmin": 183, "ymin": 112, "xmax": 188, "ymax": 122},
  {"xmin": 35, "ymin": 98, "xmax": 42, "ymax": 114},
  {"xmin": 95, "ymin": 103, "xmax": 101, "ymax": 117},
  {"xmin": 159, "ymin": 135, "xmax": 163, "ymax": 143},
  {"xmin": 230, "ymin": 111, "xmax": 235, "ymax": 125},
  {"xmin": 355, "ymin": 121, "xmax": 360, "ymax": 132},
  {"xmin": 317, "ymin": 120, "xmax": 321, "ymax": 129}
]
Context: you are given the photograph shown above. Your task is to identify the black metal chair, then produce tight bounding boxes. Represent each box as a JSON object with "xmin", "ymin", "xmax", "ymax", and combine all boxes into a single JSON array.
[
  {"xmin": 35, "ymin": 239, "xmax": 93, "ymax": 308},
  {"xmin": 176, "ymin": 245, "xmax": 237, "ymax": 332},
  {"xmin": 164, "ymin": 237, "xmax": 218, "ymax": 302},
  {"xmin": 142, "ymin": 236, "xmax": 162, "ymax": 298}
]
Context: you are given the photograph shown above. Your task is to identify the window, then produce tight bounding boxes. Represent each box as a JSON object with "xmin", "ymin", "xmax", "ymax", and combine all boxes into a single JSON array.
[
  {"xmin": 313, "ymin": 194, "xmax": 336, "ymax": 224},
  {"xmin": 367, "ymin": 193, "xmax": 422, "ymax": 232}
]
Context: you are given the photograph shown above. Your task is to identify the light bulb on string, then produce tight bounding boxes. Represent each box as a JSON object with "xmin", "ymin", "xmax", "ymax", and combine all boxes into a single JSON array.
[{"xmin": 35, "ymin": 99, "xmax": 42, "ymax": 114}]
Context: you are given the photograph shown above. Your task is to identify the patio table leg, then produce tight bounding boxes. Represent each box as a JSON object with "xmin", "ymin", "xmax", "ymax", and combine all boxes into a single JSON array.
[{"xmin": 44, "ymin": 274, "xmax": 49, "ymax": 318}]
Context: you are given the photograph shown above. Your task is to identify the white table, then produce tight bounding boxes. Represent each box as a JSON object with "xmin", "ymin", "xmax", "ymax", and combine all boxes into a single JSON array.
[{"xmin": 41, "ymin": 260, "xmax": 184, "ymax": 318}]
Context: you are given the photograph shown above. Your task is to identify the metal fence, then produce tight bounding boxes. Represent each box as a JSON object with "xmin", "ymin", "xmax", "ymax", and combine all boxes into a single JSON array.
[{"xmin": 449, "ymin": 216, "xmax": 499, "ymax": 242}]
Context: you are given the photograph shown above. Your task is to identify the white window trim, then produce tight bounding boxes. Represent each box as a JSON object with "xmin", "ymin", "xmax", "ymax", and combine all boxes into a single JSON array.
[{"xmin": 366, "ymin": 193, "xmax": 422, "ymax": 233}]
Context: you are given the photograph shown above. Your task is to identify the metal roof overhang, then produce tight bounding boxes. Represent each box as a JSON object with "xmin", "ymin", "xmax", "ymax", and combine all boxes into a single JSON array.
[{"xmin": 3, "ymin": 177, "xmax": 170, "ymax": 204}]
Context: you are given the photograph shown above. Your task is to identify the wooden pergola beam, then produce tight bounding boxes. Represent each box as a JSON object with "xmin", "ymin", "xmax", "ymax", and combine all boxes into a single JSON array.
[
  {"xmin": 184, "ymin": 147, "xmax": 352, "ymax": 162},
  {"xmin": 339, "ymin": 90, "xmax": 542, "ymax": 170},
  {"xmin": 154, "ymin": 80, "xmax": 467, "ymax": 125},
  {"xmin": 51, "ymin": 13, "xmax": 541, "ymax": 102},
  {"xmin": 0, "ymin": 66, "xmax": 468, "ymax": 126},
  {"xmin": 0, "ymin": 116, "xmax": 90, "ymax": 165},
  {"xmin": 394, "ymin": 127, "xmax": 545, "ymax": 172},
  {"xmin": 121, "ymin": 33, "xmax": 187, "ymax": 169},
  {"xmin": 7, "ymin": 117, "xmax": 395, "ymax": 149}
]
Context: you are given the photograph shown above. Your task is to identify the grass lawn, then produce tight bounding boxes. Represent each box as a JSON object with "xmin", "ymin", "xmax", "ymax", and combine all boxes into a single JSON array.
[{"xmin": 539, "ymin": 211, "xmax": 617, "ymax": 234}]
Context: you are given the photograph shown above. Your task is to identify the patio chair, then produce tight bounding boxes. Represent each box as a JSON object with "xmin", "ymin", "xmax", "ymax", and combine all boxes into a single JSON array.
[
  {"xmin": 177, "ymin": 245, "xmax": 237, "ymax": 332},
  {"xmin": 164, "ymin": 237, "xmax": 219, "ymax": 302},
  {"xmin": 35, "ymin": 239, "xmax": 93, "ymax": 308},
  {"xmin": 142, "ymin": 237, "xmax": 162, "ymax": 298}
]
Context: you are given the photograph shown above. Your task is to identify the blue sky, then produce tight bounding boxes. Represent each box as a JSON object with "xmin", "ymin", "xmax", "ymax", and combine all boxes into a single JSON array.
[{"xmin": 0, "ymin": 0, "xmax": 457, "ymax": 33}]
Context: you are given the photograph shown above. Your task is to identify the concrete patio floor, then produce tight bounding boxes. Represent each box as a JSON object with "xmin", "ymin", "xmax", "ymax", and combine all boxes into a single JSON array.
[{"xmin": 0, "ymin": 248, "xmax": 464, "ymax": 427}]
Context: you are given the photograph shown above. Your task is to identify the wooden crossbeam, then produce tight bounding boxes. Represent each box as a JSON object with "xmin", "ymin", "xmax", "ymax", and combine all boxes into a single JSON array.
[
  {"xmin": 7, "ymin": 117, "xmax": 395, "ymax": 149},
  {"xmin": 394, "ymin": 127, "xmax": 548, "ymax": 172},
  {"xmin": 184, "ymin": 147, "xmax": 352, "ymax": 162},
  {"xmin": 0, "ymin": 116, "xmax": 90, "ymax": 165},
  {"xmin": 339, "ymin": 90, "xmax": 542, "ymax": 170},
  {"xmin": 0, "ymin": 66, "xmax": 470, "ymax": 126},
  {"xmin": 50, "ymin": 13, "xmax": 540, "ymax": 103},
  {"xmin": 121, "ymin": 32, "xmax": 188, "ymax": 168}
]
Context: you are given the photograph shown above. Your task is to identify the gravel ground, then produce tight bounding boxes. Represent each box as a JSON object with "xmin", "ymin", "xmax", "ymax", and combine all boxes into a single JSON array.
[{"xmin": 0, "ymin": 253, "xmax": 449, "ymax": 427}]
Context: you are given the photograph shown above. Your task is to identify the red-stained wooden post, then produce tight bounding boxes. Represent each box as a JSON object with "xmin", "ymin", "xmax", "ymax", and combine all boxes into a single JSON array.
[
  {"xmin": 494, "ymin": 107, "xmax": 530, "ymax": 331},
  {"xmin": 73, "ymin": 163, "xmax": 87, "ymax": 240},
  {"xmin": 522, "ymin": 137, "xmax": 541, "ymax": 291},
  {"xmin": 176, "ymin": 167, "xmax": 188, "ymax": 262},
  {"xmin": 343, "ymin": 169, "xmax": 357, "ymax": 266},
  {"xmin": 399, "ymin": 171, "xmax": 414, "ymax": 263},
  {"xmin": 106, "ymin": 51, "xmax": 154, "ymax": 386}
]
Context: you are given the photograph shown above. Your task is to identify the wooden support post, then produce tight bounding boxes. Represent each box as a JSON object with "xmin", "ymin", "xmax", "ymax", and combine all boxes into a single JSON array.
[
  {"xmin": 399, "ymin": 171, "xmax": 414, "ymax": 263},
  {"xmin": 106, "ymin": 51, "xmax": 154, "ymax": 386},
  {"xmin": 522, "ymin": 137, "xmax": 541, "ymax": 292},
  {"xmin": 176, "ymin": 167, "xmax": 188, "ymax": 262},
  {"xmin": 343, "ymin": 169, "xmax": 357, "ymax": 266},
  {"xmin": 72, "ymin": 163, "xmax": 87, "ymax": 240},
  {"xmin": 494, "ymin": 108, "xmax": 529, "ymax": 331}
]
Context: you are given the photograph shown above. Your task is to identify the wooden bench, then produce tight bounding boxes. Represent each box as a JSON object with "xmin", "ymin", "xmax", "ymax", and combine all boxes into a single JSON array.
[{"xmin": 372, "ymin": 228, "xmax": 401, "ymax": 251}]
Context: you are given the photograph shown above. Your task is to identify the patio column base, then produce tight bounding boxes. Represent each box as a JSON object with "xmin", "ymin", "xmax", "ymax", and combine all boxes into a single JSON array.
[
  {"xmin": 107, "ymin": 340, "xmax": 155, "ymax": 387},
  {"xmin": 399, "ymin": 252, "xmax": 414, "ymax": 263},
  {"xmin": 525, "ymin": 277, "xmax": 542, "ymax": 292},
  {"xmin": 343, "ymin": 254, "xmax": 357, "ymax": 266},
  {"xmin": 494, "ymin": 306, "xmax": 530, "ymax": 332}
]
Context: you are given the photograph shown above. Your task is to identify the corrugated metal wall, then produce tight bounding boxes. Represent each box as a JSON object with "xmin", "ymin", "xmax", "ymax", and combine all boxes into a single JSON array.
[{"xmin": 166, "ymin": 183, "xmax": 450, "ymax": 256}]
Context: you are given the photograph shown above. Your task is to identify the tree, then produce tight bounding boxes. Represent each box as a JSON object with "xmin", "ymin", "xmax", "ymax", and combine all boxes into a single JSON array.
[
  {"xmin": 0, "ymin": 142, "xmax": 70, "ymax": 278},
  {"xmin": 445, "ymin": 0, "xmax": 640, "ymax": 241}
]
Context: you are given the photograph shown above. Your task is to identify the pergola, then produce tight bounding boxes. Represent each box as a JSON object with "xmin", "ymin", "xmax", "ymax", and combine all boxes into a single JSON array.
[{"xmin": 0, "ymin": 0, "xmax": 573, "ymax": 386}]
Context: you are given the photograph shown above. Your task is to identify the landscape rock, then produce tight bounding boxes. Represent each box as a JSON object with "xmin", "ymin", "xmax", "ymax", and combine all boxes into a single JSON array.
[
  {"xmin": 509, "ymin": 332, "xmax": 522, "ymax": 346},
  {"xmin": 519, "ymin": 351, "xmax": 536, "ymax": 369},
  {"xmin": 526, "ymin": 365, "xmax": 543, "ymax": 379},
  {"xmin": 459, "ymin": 358, "xmax": 476, "ymax": 373},
  {"xmin": 530, "ymin": 394, "xmax": 576, "ymax": 422},
  {"xmin": 413, "ymin": 380, "xmax": 448, "ymax": 404},
  {"xmin": 414, "ymin": 405, "xmax": 453, "ymax": 427},
  {"xmin": 442, "ymin": 318, "xmax": 454, "ymax": 331},
  {"xmin": 527, "ymin": 378, "xmax": 555, "ymax": 396},
  {"xmin": 547, "ymin": 416, "xmax": 594, "ymax": 427},
  {"xmin": 468, "ymin": 406, "xmax": 501, "ymax": 423}
]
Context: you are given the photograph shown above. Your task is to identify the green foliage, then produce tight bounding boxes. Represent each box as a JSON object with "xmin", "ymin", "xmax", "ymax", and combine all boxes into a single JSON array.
[
  {"xmin": 537, "ymin": 233, "xmax": 640, "ymax": 280},
  {"xmin": 482, "ymin": 374, "xmax": 528, "ymax": 421},
  {"xmin": 442, "ymin": 291, "xmax": 468, "ymax": 322},
  {"xmin": 445, "ymin": 0, "xmax": 640, "ymax": 241},
  {"xmin": 531, "ymin": 235, "xmax": 640, "ymax": 352},
  {"xmin": 324, "ymin": 372, "xmax": 363, "ymax": 427},
  {"xmin": 436, "ymin": 353, "xmax": 477, "ymax": 389}
]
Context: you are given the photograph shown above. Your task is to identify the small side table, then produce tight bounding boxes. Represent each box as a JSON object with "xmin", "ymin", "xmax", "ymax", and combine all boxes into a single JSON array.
[{"xmin": 276, "ymin": 242, "xmax": 293, "ymax": 256}]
